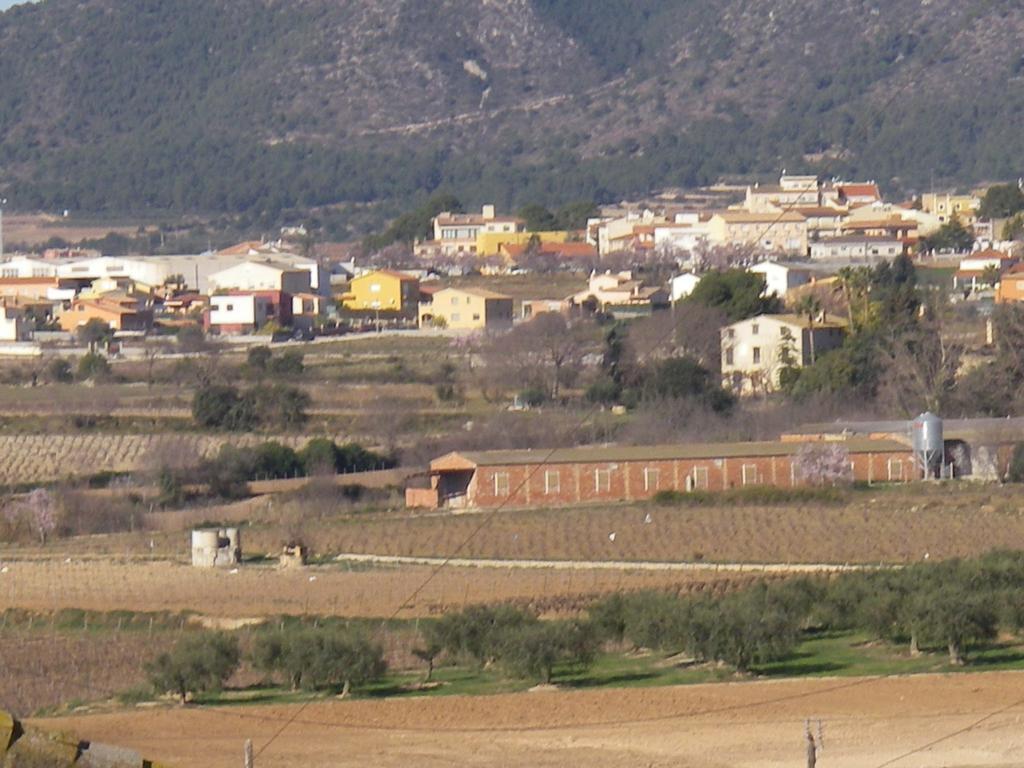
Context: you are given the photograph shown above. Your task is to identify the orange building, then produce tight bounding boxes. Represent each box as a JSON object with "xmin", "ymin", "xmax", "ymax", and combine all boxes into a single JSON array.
[{"xmin": 58, "ymin": 295, "xmax": 153, "ymax": 332}]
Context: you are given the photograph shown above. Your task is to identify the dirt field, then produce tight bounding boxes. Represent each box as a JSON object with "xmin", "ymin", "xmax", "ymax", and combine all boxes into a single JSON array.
[
  {"xmin": 242, "ymin": 487, "xmax": 1024, "ymax": 565},
  {"xmin": 1, "ymin": 214, "xmax": 141, "ymax": 247},
  {"xmin": 38, "ymin": 670, "xmax": 1024, "ymax": 767},
  {"xmin": 0, "ymin": 559, "xmax": 770, "ymax": 619}
]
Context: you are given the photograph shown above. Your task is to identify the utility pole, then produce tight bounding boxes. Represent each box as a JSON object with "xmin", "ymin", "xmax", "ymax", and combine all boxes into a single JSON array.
[
  {"xmin": 244, "ymin": 739, "xmax": 253, "ymax": 768},
  {"xmin": 0, "ymin": 197, "xmax": 7, "ymax": 261}
]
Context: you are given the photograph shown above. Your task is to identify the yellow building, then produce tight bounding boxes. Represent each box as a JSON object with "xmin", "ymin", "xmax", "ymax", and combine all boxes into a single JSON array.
[
  {"xmin": 707, "ymin": 211, "xmax": 808, "ymax": 255},
  {"xmin": 419, "ymin": 287, "xmax": 514, "ymax": 331},
  {"xmin": 920, "ymin": 193, "xmax": 980, "ymax": 225},
  {"xmin": 475, "ymin": 230, "xmax": 572, "ymax": 257},
  {"xmin": 344, "ymin": 270, "xmax": 419, "ymax": 314}
]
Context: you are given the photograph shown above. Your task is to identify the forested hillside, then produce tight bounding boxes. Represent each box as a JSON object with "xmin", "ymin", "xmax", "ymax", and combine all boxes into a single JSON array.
[{"xmin": 1, "ymin": 0, "xmax": 1023, "ymax": 226}]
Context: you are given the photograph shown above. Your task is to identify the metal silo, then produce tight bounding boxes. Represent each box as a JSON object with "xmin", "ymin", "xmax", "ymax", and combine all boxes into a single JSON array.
[{"xmin": 911, "ymin": 412, "xmax": 944, "ymax": 478}]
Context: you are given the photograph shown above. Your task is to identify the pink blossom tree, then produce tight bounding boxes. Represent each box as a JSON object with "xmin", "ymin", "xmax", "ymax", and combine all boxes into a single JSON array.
[
  {"xmin": 793, "ymin": 443, "xmax": 852, "ymax": 487},
  {"xmin": 25, "ymin": 488, "xmax": 57, "ymax": 545}
]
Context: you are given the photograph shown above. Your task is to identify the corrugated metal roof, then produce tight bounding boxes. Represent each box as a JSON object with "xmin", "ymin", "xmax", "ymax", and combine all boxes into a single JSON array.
[{"xmin": 435, "ymin": 438, "xmax": 910, "ymax": 468}]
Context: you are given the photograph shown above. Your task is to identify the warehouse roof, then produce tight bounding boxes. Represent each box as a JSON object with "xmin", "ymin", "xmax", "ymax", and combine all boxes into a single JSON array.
[{"xmin": 431, "ymin": 438, "xmax": 910, "ymax": 470}]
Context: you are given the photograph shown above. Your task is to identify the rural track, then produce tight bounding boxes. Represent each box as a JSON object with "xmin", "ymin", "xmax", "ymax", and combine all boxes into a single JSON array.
[{"xmin": 333, "ymin": 552, "xmax": 887, "ymax": 573}]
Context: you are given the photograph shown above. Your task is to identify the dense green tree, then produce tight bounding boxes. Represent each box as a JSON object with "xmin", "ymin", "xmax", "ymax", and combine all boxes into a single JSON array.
[
  {"xmin": 978, "ymin": 184, "xmax": 1024, "ymax": 219},
  {"xmin": 77, "ymin": 318, "xmax": 113, "ymax": 348},
  {"xmin": 146, "ymin": 633, "xmax": 241, "ymax": 705},
  {"xmin": 641, "ymin": 356, "xmax": 735, "ymax": 413},
  {"xmin": 686, "ymin": 270, "xmax": 781, "ymax": 321},
  {"xmin": 920, "ymin": 216, "xmax": 974, "ymax": 253},
  {"xmin": 76, "ymin": 352, "xmax": 111, "ymax": 381}
]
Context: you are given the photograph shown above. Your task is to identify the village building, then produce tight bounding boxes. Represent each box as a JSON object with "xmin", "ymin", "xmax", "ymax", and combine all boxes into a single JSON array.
[
  {"xmin": 0, "ymin": 304, "xmax": 33, "ymax": 341},
  {"xmin": 406, "ymin": 438, "xmax": 914, "ymax": 511},
  {"xmin": 707, "ymin": 211, "xmax": 809, "ymax": 255},
  {"xmin": 809, "ymin": 235, "xmax": 905, "ymax": 261},
  {"xmin": 954, "ymin": 250, "xmax": 1017, "ymax": 292},
  {"xmin": 567, "ymin": 270, "xmax": 669, "ymax": 316},
  {"xmin": 207, "ymin": 260, "xmax": 312, "ymax": 295},
  {"xmin": 343, "ymin": 269, "xmax": 420, "ymax": 314},
  {"xmin": 721, "ymin": 313, "xmax": 848, "ymax": 394},
  {"xmin": 58, "ymin": 294, "xmax": 154, "ymax": 333},
  {"xmin": 415, "ymin": 205, "xmax": 524, "ymax": 257},
  {"xmin": 669, "ymin": 272, "xmax": 702, "ymax": 302},
  {"xmin": 920, "ymin": 192, "xmax": 980, "ymax": 225},
  {"xmin": 748, "ymin": 262, "xmax": 812, "ymax": 298},
  {"xmin": 418, "ymin": 286, "xmax": 514, "ymax": 331}
]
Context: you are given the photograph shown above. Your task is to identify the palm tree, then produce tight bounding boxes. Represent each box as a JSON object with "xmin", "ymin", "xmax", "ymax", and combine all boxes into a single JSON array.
[{"xmin": 794, "ymin": 294, "xmax": 823, "ymax": 365}]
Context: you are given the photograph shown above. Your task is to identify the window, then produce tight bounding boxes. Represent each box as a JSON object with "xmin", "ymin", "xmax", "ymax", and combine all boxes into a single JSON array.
[
  {"xmin": 493, "ymin": 472, "xmax": 510, "ymax": 496},
  {"xmin": 725, "ymin": 348, "xmax": 734, "ymax": 366},
  {"xmin": 751, "ymin": 323, "xmax": 759, "ymax": 335},
  {"xmin": 691, "ymin": 466, "xmax": 709, "ymax": 491},
  {"xmin": 752, "ymin": 347, "xmax": 761, "ymax": 364},
  {"xmin": 594, "ymin": 468, "xmax": 611, "ymax": 493},
  {"xmin": 1, "ymin": 269, "xmax": 16, "ymax": 278},
  {"xmin": 370, "ymin": 283, "xmax": 381, "ymax": 293},
  {"xmin": 741, "ymin": 464, "xmax": 759, "ymax": 486},
  {"xmin": 225, "ymin": 304, "xmax": 234, "ymax": 311},
  {"xmin": 887, "ymin": 459, "xmax": 904, "ymax": 482},
  {"xmin": 643, "ymin": 467, "xmax": 660, "ymax": 492},
  {"xmin": 451, "ymin": 297, "xmax": 459, "ymax": 305},
  {"xmin": 544, "ymin": 470, "xmax": 560, "ymax": 495},
  {"xmin": 451, "ymin": 313, "xmax": 460, "ymax": 322},
  {"xmin": 472, "ymin": 314, "xmax": 480, "ymax": 321}
]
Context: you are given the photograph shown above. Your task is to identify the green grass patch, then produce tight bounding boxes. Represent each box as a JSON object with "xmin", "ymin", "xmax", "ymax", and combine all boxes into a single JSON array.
[{"xmin": 652, "ymin": 485, "xmax": 850, "ymax": 507}]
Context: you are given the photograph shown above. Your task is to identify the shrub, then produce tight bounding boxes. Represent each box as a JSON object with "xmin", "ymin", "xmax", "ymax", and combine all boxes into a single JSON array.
[
  {"xmin": 46, "ymin": 358, "xmax": 73, "ymax": 383},
  {"xmin": 76, "ymin": 352, "xmax": 111, "ymax": 381},
  {"xmin": 1008, "ymin": 442, "xmax": 1024, "ymax": 482},
  {"xmin": 177, "ymin": 325, "xmax": 207, "ymax": 353},
  {"xmin": 519, "ymin": 385, "xmax": 548, "ymax": 407},
  {"xmin": 268, "ymin": 350, "xmax": 304, "ymax": 375},
  {"xmin": 193, "ymin": 384, "xmax": 245, "ymax": 429},
  {"xmin": 431, "ymin": 605, "xmax": 538, "ymax": 668},
  {"xmin": 146, "ymin": 633, "xmax": 241, "ymax": 704},
  {"xmin": 247, "ymin": 345, "xmax": 272, "ymax": 372}
]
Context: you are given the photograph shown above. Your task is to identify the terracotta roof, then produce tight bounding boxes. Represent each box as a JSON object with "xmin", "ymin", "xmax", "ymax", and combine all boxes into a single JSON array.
[
  {"xmin": 814, "ymin": 235, "xmax": 903, "ymax": 244},
  {"xmin": 216, "ymin": 241, "xmax": 266, "ymax": 256},
  {"xmin": 838, "ymin": 183, "xmax": 881, "ymax": 199},
  {"xmin": 794, "ymin": 207, "xmax": 846, "ymax": 218},
  {"xmin": 355, "ymin": 269, "xmax": 418, "ymax": 282},
  {"xmin": 843, "ymin": 219, "xmax": 917, "ymax": 230},
  {"xmin": 502, "ymin": 242, "xmax": 597, "ymax": 258},
  {"xmin": 717, "ymin": 211, "xmax": 807, "ymax": 223},
  {"xmin": 438, "ymin": 286, "xmax": 512, "ymax": 300},
  {"xmin": 744, "ymin": 313, "xmax": 848, "ymax": 330},
  {"xmin": 431, "ymin": 437, "xmax": 908, "ymax": 469}
]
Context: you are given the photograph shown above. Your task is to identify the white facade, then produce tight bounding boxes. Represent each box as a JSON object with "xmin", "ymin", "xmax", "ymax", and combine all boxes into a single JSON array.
[
  {"xmin": 669, "ymin": 272, "xmax": 702, "ymax": 302},
  {"xmin": 0, "ymin": 256, "xmax": 61, "ymax": 279},
  {"xmin": 749, "ymin": 262, "xmax": 812, "ymax": 298},
  {"xmin": 54, "ymin": 253, "xmax": 325, "ymax": 294},
  {"xmin": 809, "ymin": 237, "xmax": 903, "ymax": 261},
  {"xmin": 207, "ymin": 261, "xmax": 311, "ymax": 295},
  {"xmin": 0, "ymin": 306, "xmax": 32, "ymax": 341},
  {"xmin": 721, "ymin": 314, "xmax": 847, "ymax": 395},
  {"xmin": 208, "ymin": 294, "xmax": 270, "ymax": 331}
]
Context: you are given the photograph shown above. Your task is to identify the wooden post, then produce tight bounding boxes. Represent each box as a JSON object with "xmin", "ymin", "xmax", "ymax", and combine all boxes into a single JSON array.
[
  {"xmin": 244, "ymin": 739, "xmax": 253, "ymax": 768},
  {"xmin": 806, "ymin": 730, "xmax": 816, "ymax": 768}
]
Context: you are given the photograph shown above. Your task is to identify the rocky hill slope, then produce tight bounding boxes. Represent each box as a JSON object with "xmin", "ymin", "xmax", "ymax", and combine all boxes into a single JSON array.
[{"xmin": 1, "ymin": 0, "xmax": 1023, "ymax": 222}]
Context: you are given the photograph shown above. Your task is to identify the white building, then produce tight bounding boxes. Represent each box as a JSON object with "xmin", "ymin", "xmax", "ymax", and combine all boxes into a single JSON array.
[
  {"xmin": 207, "ymin": 260, "xmax": 312, "ymax": 295},
  {"xmin": 54, "ymin": 253, "xmax": 326, "ymax": 295},
  {"xmin": 0, "ymin": 256, "xmax": 62, "ymax": 279},
  {"xmin": 721, "ymin": 313, "xmax": 848, "ymax": 395},
  {"xmin": 809, "ymin": 236, "xmax": 904, "ymax": 261},
  {"xmin": 0, "ymin": 305, "xmax": 32, "ymax": 341},
  {"xmin": 207, "ymin": 294, "xmax": 272, "ymax": 334},
  {"xmin": 669, "ymin": 272, "xmax": 702, "ymax": 302},
  {"xmin": 749, "ymin": 262, "xmax": 812, "ymax": 298}
]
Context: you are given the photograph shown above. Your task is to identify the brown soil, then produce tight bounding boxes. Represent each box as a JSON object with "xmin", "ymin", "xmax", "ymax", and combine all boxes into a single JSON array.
[
  {"xmin": 0, "ymin": 559, "xmax": 762, "ymax": 618},
  {"xmin": 37, "ymin": 670, "xmax": 1024, "ymax": 767}
]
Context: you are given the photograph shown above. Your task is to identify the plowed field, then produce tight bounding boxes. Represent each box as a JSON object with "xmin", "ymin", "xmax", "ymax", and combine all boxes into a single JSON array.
[{"xmin": 37, "ymin": 670, "xmax": 1024, "ymax": 768}]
